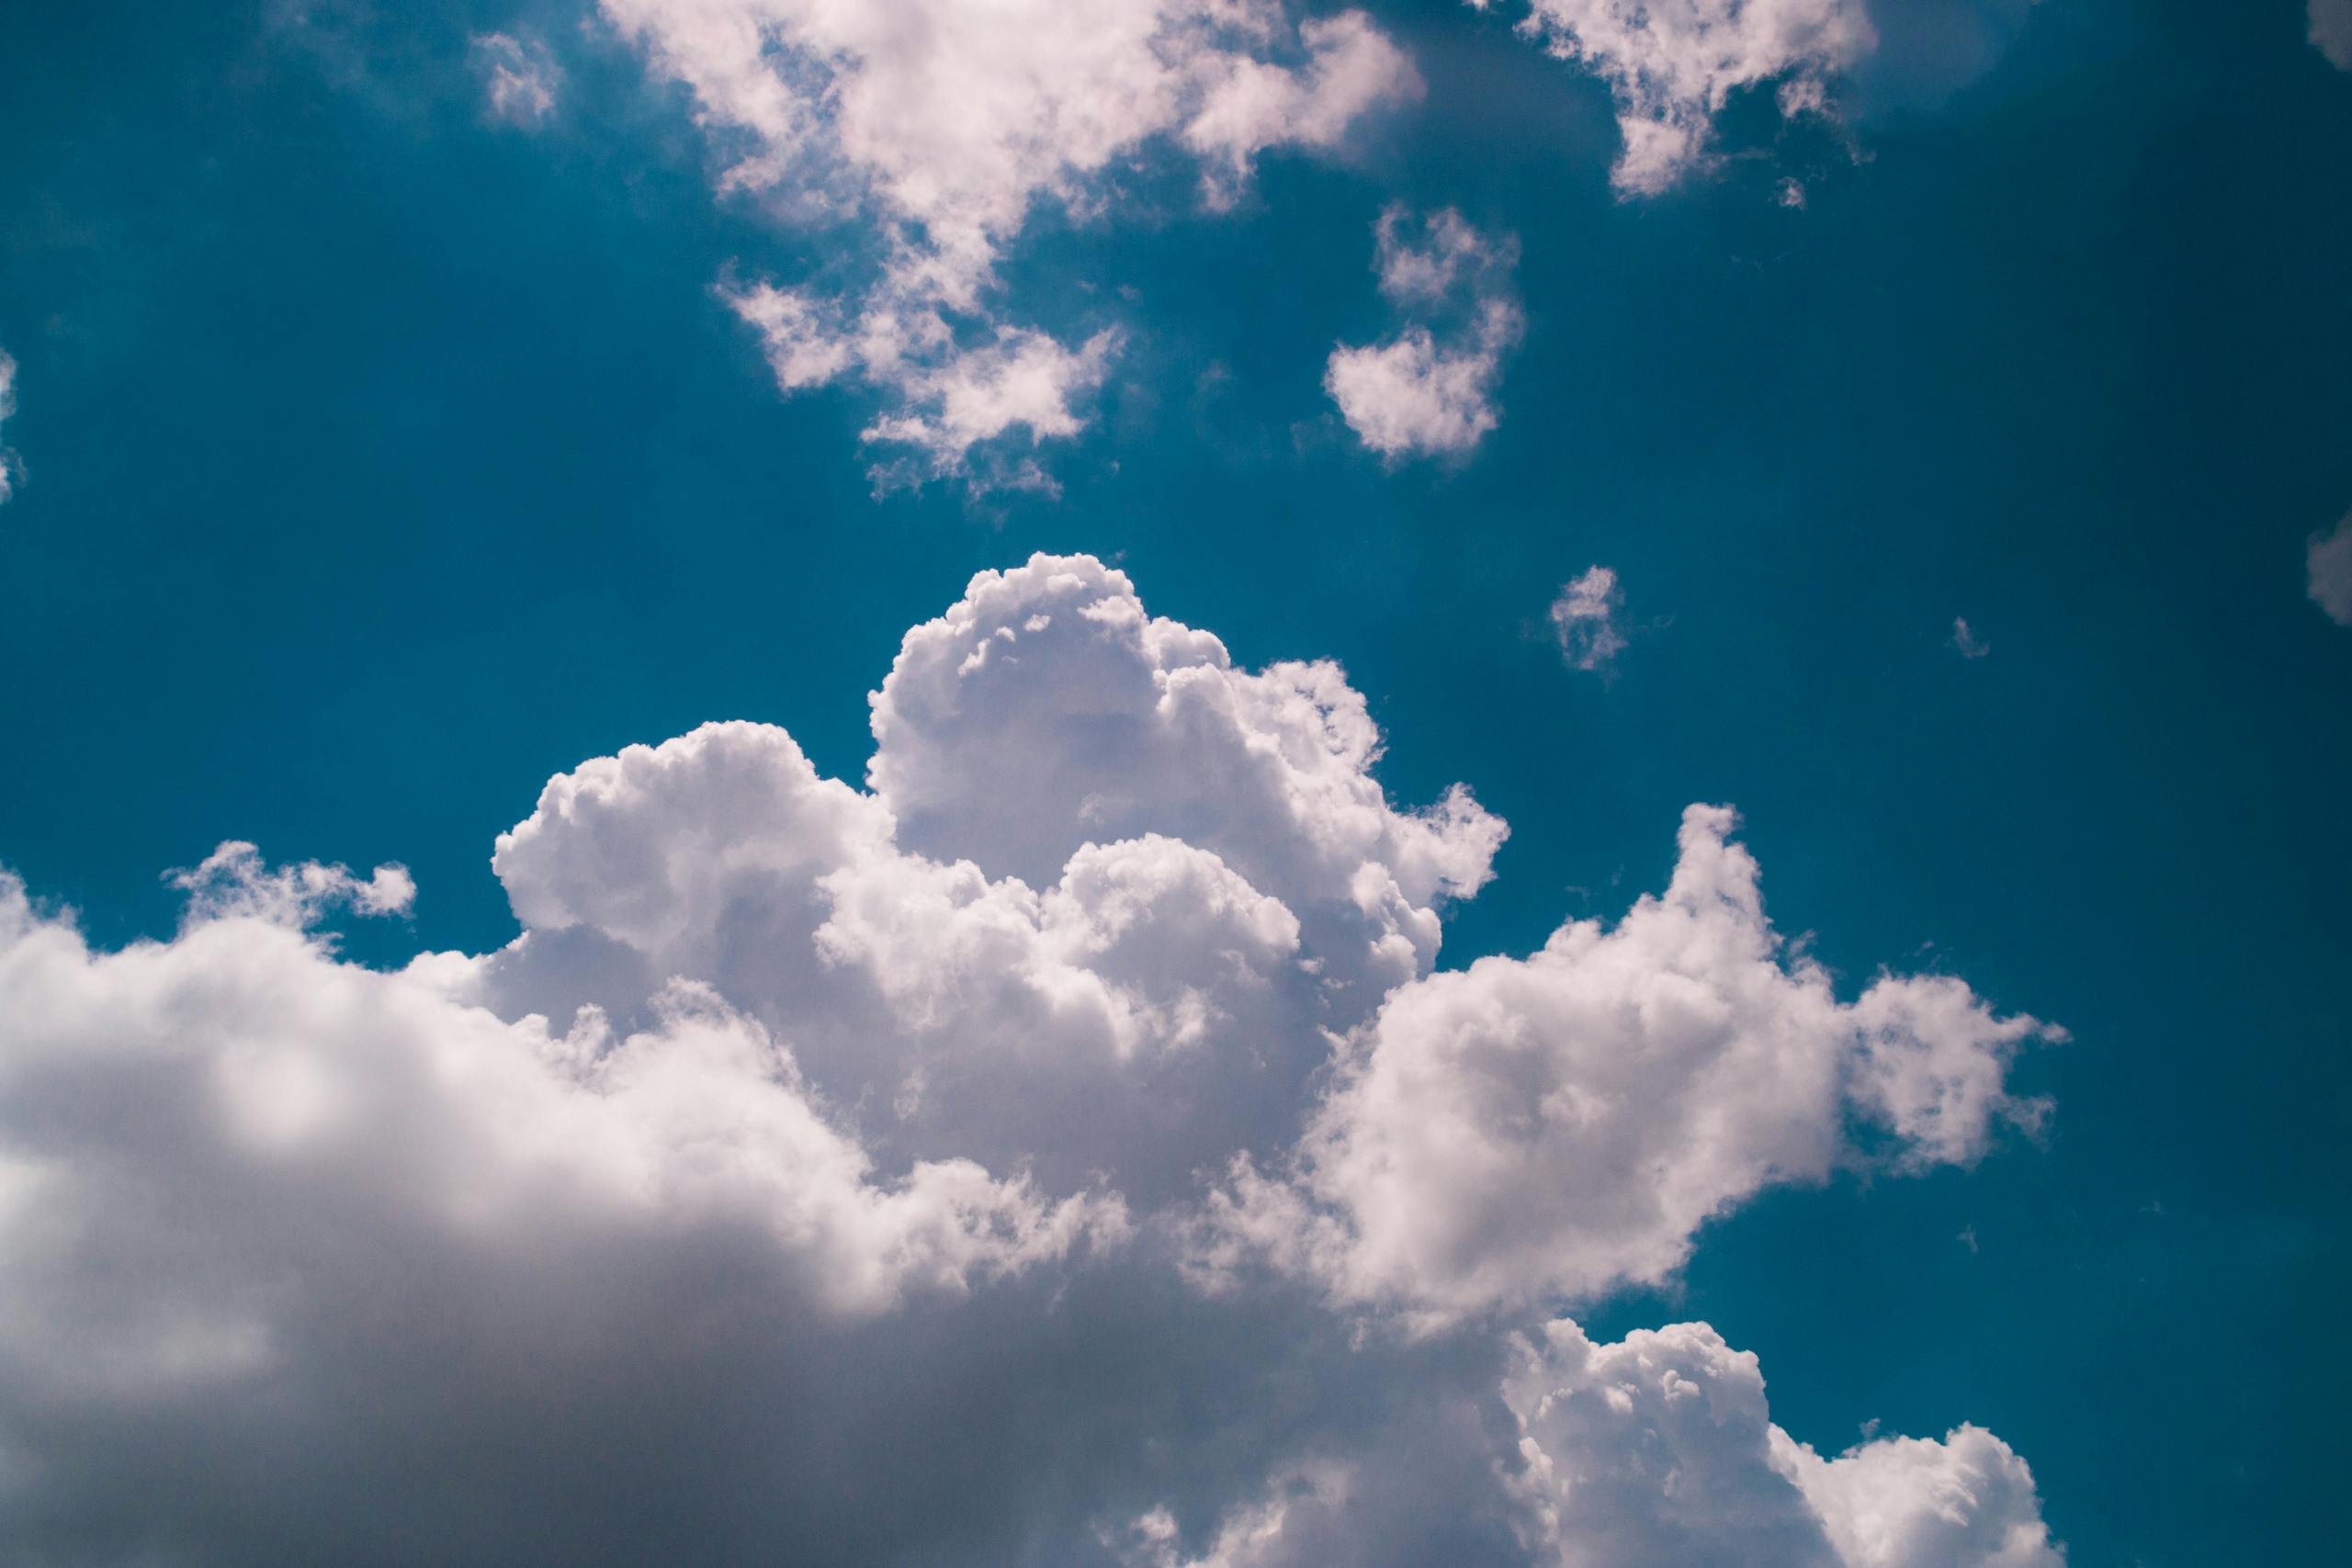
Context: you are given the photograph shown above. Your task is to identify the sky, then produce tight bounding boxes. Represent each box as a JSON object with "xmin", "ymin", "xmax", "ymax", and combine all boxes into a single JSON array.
[{"xmin": 0, "ymin": 0, "xmax": 2348, "ymax": 1563}]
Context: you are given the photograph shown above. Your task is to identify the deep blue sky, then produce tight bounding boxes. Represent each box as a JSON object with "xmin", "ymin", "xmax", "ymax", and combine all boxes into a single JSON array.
[{"xmin": 3, "ymin": 1, "xmax": 2347, "ymax": 1560}]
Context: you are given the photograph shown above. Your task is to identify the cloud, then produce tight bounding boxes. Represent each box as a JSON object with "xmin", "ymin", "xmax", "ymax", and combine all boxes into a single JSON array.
[
  {"xmin": 165, "ymin": 839, "xmax": 416, "ymax": 927},
  {"xmin": 2309, "ymin": 513, "xmax": 2352, "ymax": 626},
  {"xmin": 0, "ymin": 347, "xmax": 17, "ymax": 503},
  {"xmin": 1327, "ymin": 207, "xmax": 1523, "ymax": 458},
  {"xmin": 1471, "ymin": 0, "xmax": 1874, "ymax": 195},
  {"xmin": 2315, "ymin": 0, "xmax": 2352, "ymax": 70},
  {"xmin": 0, "ymin": 555, "xmax": 2058, "ymax": 1562},
  {"xmin": 1951, "ymin": 616, "xmax": 1990, "ymax": 660},
  {"xmin": 1118, "ymin": 1318, "xmax": 2063, "ymax": 1567},
  {"xmin": 471, "ymin": 31, "xmax": 562, "ymax": 127},
  {"xmin": 1195, "ymin": 804, "xmax": 2057, "ymax": 1328},
  {"xmin": 601, "ymin": 0, "xmax": 1419, "ymax": 483},
  {"xmin": 1502, "ymin": 1320, "xmax": 2064, "ymax": 1566},
  {"xmin": 1550, "ymin": 565, "xmax": 1627, "ymax": 671}
]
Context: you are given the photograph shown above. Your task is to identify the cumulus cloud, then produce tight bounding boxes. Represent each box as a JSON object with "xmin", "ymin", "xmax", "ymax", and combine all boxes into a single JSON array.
[
  {"xmin": 1550, "ymin": 566, "xmax": 1627, "ymax": 671},
  {"xmin": 1472, "ymin": 0, "xmax": 1874, "ymax": 194},
  {"xmin": 2315, "ymin": 0, "xmax": 2352, "ymax": 70},
  {"xmin": 0, "ymin": 347, "xmax": 17, "ymax": 503},
  {"xmin": 2308, "ymin": 513, "xmax": 2352, "ymax": 626},
  {"xmin": 1119, "ymin": 1318, "xmax": 2063, "ymax": 1567},
  {"xmin": 0, "ymin": 554, "xmax": 2060, "ymax": 1562},
  {"xmin": 471, "ymin": 31, "xmax": 562, "ymax": 127},
  {"xmin": 485, "ymin": 557, "xmax": 1503, "ymax": 1197},
  {"xmin": 1502, "ymin": 1320, "xmax": 2064, "ymax": 1566},
  {"xmin": 1327, "ymin": 207, "xmax": 1523, "ymax": 458},
  {"xmin": 601, "ymin": 0, "xmax": 1418, "ymax": 483},
  {"xmin": 1197, "ymin": 804, "xmax": 2056, "ymax": 1327},
  {"xmin": 1951, "ymin": 616, "xmax": 1990, "ymax": 660}
]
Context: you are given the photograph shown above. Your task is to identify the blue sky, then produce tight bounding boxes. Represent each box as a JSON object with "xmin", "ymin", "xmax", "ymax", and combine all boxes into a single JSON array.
[{"xmin": 2, "ymin": 1, "xmax": 2348, "ymax": 1562}]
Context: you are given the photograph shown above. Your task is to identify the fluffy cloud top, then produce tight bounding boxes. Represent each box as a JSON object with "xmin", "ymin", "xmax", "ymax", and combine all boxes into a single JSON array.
[
  {"xmin": 1198, "ymin": 804, "xmax": 2055, "ymax": 1327},
  {"xmin": 602, "ymin": 0, "xmax": 1418, "ymax": 480},
  {"xmin": 1502, "ymin": 1320, "xmax": 2064, "ymax": 1567},
  {"xmin": 1550, "ymin": 565, "xmax": 1627, "ymax": 671},
  {"xmin": 2308, "ymin": 513, "xmax": 2352, "ymax": 626},
  {"xmin": 1473, "ymin": 0, "xmax": 1873, "ymax": 194},
  {"xmin": 0, "ymin": 555, "xmax": 2060, "ymax": 1562},
  {"xmin": 1327, "ymin": 206, "xmax": 1523, "ymax": 458}
]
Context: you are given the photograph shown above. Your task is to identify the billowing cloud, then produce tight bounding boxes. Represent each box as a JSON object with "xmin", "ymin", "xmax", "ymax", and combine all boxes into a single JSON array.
[
  {"xmin": 1117, "ymin": 1317, "xmax": 2062, "ymax": 1567},
  {"xmin": 0, "ymin": 555, "xmax": 2059, "ymax": 1562},
  {"xmin": 1501, "ymin": 1320, "xmax": 2064, "ymax": 1566},
  {"xmin": 1195, "ymin": 804, "xmax": 2056, "ymax": 1328},
  {"xmin": 2308, "ymin": 513, "xmax": 2352, "ymax": 626},
  {"xmin": 1327, "ymin": 206, "xmax": 1523, "ymax": 458},
  {"xmin": 1470, "ymin": 0, "xmax": 1873, "ymax": 194},
  {"xmin": 1550, "ymin": 565, "xmax": 1626, "ymax": 671},
  {"xmin": 600, "ymin": 0, "xmax": 1419, "ymax": 482},
  {"xmin": 2315, "ymin": 0, "xmax": 2352, "ymax": 70},
  {"xmin": 471, "ymin": 31, "xmax": 562, "ymax": 127}
]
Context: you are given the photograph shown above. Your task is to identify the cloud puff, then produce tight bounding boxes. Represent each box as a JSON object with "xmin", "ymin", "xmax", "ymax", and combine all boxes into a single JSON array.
[
  {"xmin": 165, "ymin": 839, "xmax": 416, "ymax": 927},
  {"xmin": 1951, "ymin": 616, "xmax": 1991, "ymax": 660},
  {"xmin": 0, "ymin": 555, "xmax": 2059, "ymax": 1562},
  {"xmin": 1501, "ymin": 1320, "xmax": 2064, "ymax": 1567},
  {"xmin": 483, "ymin": 557, "xmax": 1503, "ymax": 1199},
  {"xmin": 1550, "ymin": 566, "xmax": 1627, "ymax": 671},
  {"xmin": 1196, "ymin": 805, "xmax": 2056, "ymax": 1327},
  {"xmin": 1327, "ymin": 207, "xmax": 1523, "ymax": 458},
  {"xmin": 1473, "ymin": 0, "xmax": 1873, "ymax": 194},
  {"xmin": 602, "ymin": 0, "xmax": 1418, "ymax": 482},
  {"xmin": 1118, "ymin": 1318, "xmax": 2063, "ymax": 1567},
  {"xmin": 471, "ymin": 31, "xmax": 562, "ymax": 127},
  {"xmin": 2308, "ymin": 513, "xmax": 2352, "ymax": 626},
  {"xmin": 2315, "ymin": 0, "xmax": 2352, "ymax": 70}
]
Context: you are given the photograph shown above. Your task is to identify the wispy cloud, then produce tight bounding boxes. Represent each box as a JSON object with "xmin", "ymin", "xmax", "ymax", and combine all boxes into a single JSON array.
[
  {"xmin": 2310, "ymin": 513, "xmax": 2352, "ymax": 625},
  {"xmin": 1550, "ymin": 565, "xmax": 1627, "ymax": 672},
  {"xmin": 603, "ymin": 0, "xmax": 1419, "ymax": 488},
  {"xmin": 471, "ymin": 31, "xmax": 562, "ymax": 128},
  {"xmin": 0, "ymin": 348, "xmax": 17, "ymax": 504},
  {"xmin": 2314, "ymin": 0, "xmax": 2352, "ymax": 70},
  {"xmin": 1327, "ymin": 207, "xmax": 1522, "ymax": 460}
]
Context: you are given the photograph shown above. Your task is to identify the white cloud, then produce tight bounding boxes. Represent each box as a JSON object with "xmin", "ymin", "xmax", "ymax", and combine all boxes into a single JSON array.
[
  {"xmin": 0, "ymin": 554, "xmax": 2059, "ymax": 1561},
  {"xmin": 0, "ymin": 869, "xmax": 1118, "ymax": 1379},
  {"xmin": 1123, "ymin": 1317, "xmax": 2063, "ymax": 1567},
  {"xmin": 471, "ymin": 31, "xmax": 562, "ymax": 127},
  {"xmin": 2308, "ymin": 513, "xmax": 2352, "ymax": 625},
  {"xmin": 0, "ymin": 348, "xmax": 17, "ymax": 504},
  {"xmin": 1327, "ymin": 206, "xmax": 1523, "ymax": 458},
  {"xmin": 1502, "ymin": 1320, "xmax": 2064, "ymax": 1566},
  {"xmin": 165, "ymin": 839, "xmax": 415, "ymax": 928},
  {"xmin": 1473, "ymin": 0, "xmax": 1874, "ymax": 195},
  {"xmin": 486, "ymin": 557, "xmax": 1504, "ymax": 1197},
  {"xmin": 1197, "ymin": 804, "xmax": 2056, "ymax": 1328},
  {"xmin": 1951, "ymin": 616, "xmax": 1990, "ymax": 660},
  {"xmin": 1550, "ymin": 565, "xmax": 1626, "ymax": 671},
  {"xmin": 2314, "ymin": 0, "xmax": 2352, "ymax": 70},
  {"xmin": 603, "ymin": 0, "xmax": 1419, "ymax": 481}
]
